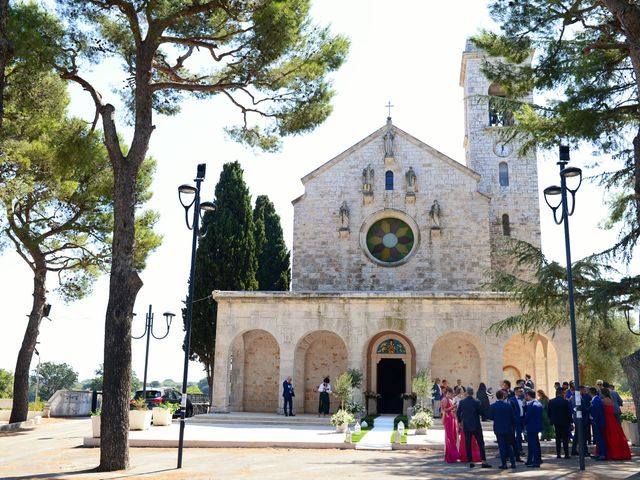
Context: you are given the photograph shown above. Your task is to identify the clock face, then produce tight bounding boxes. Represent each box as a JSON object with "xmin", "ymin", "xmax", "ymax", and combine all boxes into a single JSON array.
[{"xmin": 494, "ymin": 141, "xmax": 513, "ymax": 157}]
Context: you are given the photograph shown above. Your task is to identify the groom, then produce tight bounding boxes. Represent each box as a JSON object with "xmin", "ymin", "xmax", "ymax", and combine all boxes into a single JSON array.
[{"xmin": 456, "ymin": 387, "xmax": 492, "ymax": 469}]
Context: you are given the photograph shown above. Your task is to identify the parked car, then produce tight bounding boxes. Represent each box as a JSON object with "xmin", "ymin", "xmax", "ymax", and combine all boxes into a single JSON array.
[{"xmin": 130, "ymin": 388, "xmax": 193, "ymax": 417}]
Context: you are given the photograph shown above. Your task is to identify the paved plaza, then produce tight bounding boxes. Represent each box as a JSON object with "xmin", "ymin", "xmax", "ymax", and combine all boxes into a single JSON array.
[{"xmin": 1, "ymin": 417, "xmax": 639, "ymax": 479}]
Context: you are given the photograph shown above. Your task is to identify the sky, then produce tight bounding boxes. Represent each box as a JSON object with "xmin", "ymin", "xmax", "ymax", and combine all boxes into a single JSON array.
[{"xmin": 1, "ymin": 1, "xmax": 636, "ymax": 386}]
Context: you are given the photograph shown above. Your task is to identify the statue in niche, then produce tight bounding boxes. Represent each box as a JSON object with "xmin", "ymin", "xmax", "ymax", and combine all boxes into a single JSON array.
[
  {"xmin": 362, "ymin": 164, "xmax": 374, "ymax": 193},
  {"xmin": 406, "ymin": 167, "xmax": 417, "ymax": 193},
  {"xmin": 339, "ymin": 201, "xmax": 349, "ymax": 229},
  {"xmin": 383, "ymin": 127, "xmax": 395, "ymax": 157},
  {"xmin": 429, "ymin": 200, "xmax": 441, "ymax": 228}
]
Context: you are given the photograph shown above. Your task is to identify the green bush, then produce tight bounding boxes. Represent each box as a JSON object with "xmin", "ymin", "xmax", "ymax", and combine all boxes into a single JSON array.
[
  {"xmin": 394, "ymin": 414, "xmax": 408, "ymax": 429},
  {"xmin": 361, "ymin": 415, "xmax": 377, "ymax": 427}
]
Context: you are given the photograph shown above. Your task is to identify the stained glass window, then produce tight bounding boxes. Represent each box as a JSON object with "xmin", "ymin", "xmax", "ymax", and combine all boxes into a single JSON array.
[
  {"xmin": 376, "ymin": 339, "xmax": 406, "ymax": 354},
  {"xmin": 366, "ymin": 217, "xmax": 415, "ymax": 264}
]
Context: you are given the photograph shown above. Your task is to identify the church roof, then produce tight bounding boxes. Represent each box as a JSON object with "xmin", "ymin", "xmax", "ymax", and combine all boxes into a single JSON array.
[{"xmin": 299, "ymin": 120, "xmax": 481, "ymax": 186}]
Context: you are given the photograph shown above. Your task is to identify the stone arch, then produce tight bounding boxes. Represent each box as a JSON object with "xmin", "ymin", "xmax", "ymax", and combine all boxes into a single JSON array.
[
  {"xmin": 365, "ymin": 331, "xmax": 416, "ymax": 411},
  {"xmin": 502, "ymin": 333, "xmax": 559, "ymax": 395},
  {"xmin": 230, "ymin": 329, "xmax": 280, "ymax": 413},
  {"xmin": 294, "ymin": 330, "xmax": 348, "ymax": 414},
  {"xmin": 430, "ymin": 331, "xmax": 487, "ymax": 389}
]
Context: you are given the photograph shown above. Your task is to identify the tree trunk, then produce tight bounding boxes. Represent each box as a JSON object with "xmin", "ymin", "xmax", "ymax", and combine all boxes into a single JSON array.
[
  {"xmin": 206, "ymin": 363, "xmax": 213, "ymax": 407},
  {"xmin": 10, "ymin": 266, "xmax": 47, "ymax": 424},
  {"xmin": 601, "ymin": 1, "xmax": 640, "ymax": 227},
  {"xmin": 97, "ymin": 159, "xmax": 143, "ymax": 471},
  {"xmin": 620, "ymin": 348, "xmax": 640, "ymax": 440}
]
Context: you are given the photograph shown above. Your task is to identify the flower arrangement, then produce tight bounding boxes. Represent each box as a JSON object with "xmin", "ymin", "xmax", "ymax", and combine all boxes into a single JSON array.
[
  {"xmin": 330, "ymin": 409, "xmax": 355, "ymax": 427},
  {"xmin": 409, "ymin": 410, "xmax": 434, "ymax": 429},
  {"xmin": 346, "ymin": 400, "xmax": 364, "ymax": 415},
  {"xmin": 363, "ymin": 390, "xmax": 381, "ymax": 400},
  {"xmin": 621, "ymin": 411, "xmax": 637, "ymax": 423},
  {"xmin": 90, "ymin": 409, "xmax": 101, "ymax": 417},
  {"xmin": 413, "ymin": 403, "xmax": 432, "ymax": 415}
]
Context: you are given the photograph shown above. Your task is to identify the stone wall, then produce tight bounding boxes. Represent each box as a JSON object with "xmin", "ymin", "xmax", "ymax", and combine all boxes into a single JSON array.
[
  {"xmin": 292, "ymin": 126, "xmax": 492, "ymax": 291},
  {"xmin": 241, "ymin": 330, "xmax": 280, "ymax": 413},
  {"xmin": 431, "ymin": 333, "xmax": 483, "ymax": 388}
]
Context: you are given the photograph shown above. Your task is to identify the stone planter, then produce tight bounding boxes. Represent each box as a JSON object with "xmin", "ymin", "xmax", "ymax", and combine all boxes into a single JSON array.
[
  {"xmin": 91, "ymin": 416, "xmax": 101, "ymax": 438},
  {"xmin": 335, "ymin": 423, "xmax": 348, "ymax": 433},
  {"xmin": 414, "ymin": 427, "xmax": 427, "ymax": 435},
  {"xmin": 129, "ymin": 410, "xmax": 152, "ymax": 431},
  {"xmin": 366, "ymin": 398, "xmax": 377, "ymax": 416},
  {"xmin": 152, "ymin": 407, "xmax": 172, "ymax": 426},
  {"xmin": 622, "ymin": 421, "xmax": 639, "ymax": 446}
]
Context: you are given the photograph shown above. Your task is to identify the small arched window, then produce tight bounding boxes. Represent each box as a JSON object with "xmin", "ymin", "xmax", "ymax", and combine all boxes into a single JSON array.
[
  {"xmin": 502, "ymin": 214, "xmax": 511, "ymax": 236},
  {"xmin": 488, "ymin": 83, "xmax": 514, "ymax": 127},
  {"xmin": 385, "ymin": 170, "xmax": 394, "ymax": 190},
  {"xmin": 499, "ymin": 162, "xmax": 509, "ymax": 186}
]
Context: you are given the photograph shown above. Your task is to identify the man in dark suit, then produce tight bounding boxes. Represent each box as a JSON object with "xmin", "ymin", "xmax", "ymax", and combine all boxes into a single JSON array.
[
  {"xmin": 489, "ymin": 389, "xmax": 517, "ymax": 469},
  {"xmin": 524, "ymin": 389, "xmax": 543, "ymax": 468},
  {"xmin": 590, "ymin": 387, "xmax": 606, "ymax": 460},
  {"xmin": 456, "ymin": 387, "xmax": 491, "ymax": 469},
  {"xmin": 547, "ymin": 387, "xmax": 573, "ymax": 458},
  {"xmin": 282, "ymin": 376, "xmax": 295, "ymax": 416},
  {"xmin": 508, "ymin": 386, "xmax": 525, "ymax": 460}
]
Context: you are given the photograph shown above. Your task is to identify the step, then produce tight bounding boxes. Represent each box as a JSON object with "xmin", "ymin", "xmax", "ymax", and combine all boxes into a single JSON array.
[{"xmin": 188, "ymin": 413, "xmax": 332, "ymax": 427}]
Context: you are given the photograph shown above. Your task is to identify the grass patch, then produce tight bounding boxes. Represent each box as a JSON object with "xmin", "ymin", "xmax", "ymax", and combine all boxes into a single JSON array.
[
  {"xmin": 351, "ymin": 425, "xmax": 373, "ymax": 443},
  {"xmin": 390, "ymin": 431, "xmax": 407, "ymax": 444}
]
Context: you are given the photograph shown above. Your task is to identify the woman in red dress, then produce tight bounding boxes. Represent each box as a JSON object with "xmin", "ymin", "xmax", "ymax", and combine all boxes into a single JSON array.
[
  {"xmin": 441, "ymin": 388, "xmax": 459, "ymax": 463},
  {"xmin": 601, "ymin": 388, "xmax": 631, "ymax": 460}
]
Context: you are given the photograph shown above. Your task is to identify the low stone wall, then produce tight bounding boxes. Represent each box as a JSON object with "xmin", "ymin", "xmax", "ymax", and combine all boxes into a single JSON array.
[
  {"xmin": 45, "ymin": 390, "xmax": 101, "ymax": 417},
  {"xmin": 0, "ymin": 410, "xmax": 42, "ymax": 422},
  {"xmin": 0, "ymin": 398, "xmax": 13, "ymax": 409}
]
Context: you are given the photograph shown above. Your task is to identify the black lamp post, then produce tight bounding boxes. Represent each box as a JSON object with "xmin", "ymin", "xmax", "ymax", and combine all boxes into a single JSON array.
[
  {"xmin": 132, "ymin": 304, "xmax": 175, "ymax": 401},
  {"xmin": 543, "ymin": 145, "xmax": 584, "ymax": 470},
  {"xmin": 177, "ymin": 163, "xmax": 215, "ymax": 469}
]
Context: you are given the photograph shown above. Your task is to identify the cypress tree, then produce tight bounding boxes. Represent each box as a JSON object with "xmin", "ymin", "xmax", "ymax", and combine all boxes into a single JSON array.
[
  {"xmin": 185, "ymin": 161, "xmax": 258, "ymax": 399},
  {"xmin": 254, "ymin": 195, "xmax": 291, "ymax": 291}
]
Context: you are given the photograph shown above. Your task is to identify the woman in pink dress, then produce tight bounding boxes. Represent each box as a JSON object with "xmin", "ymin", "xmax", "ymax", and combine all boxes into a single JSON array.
[{"xmin": 441, "ymin": 387, "xmax": 459, "ymax": 463}]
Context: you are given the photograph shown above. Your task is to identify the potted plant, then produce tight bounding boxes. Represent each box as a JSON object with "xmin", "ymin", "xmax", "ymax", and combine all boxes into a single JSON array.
[
  {"xmin": 129, "ymin": 398, "xmax": 152, "ymax": 431},
  {"xmin": 409, "ymin": 410, "xmax": 434, "ymax": 435},
  {"xmin": 621, "ymin": 411, "xmax": 638, "ymax": 446},
  {"xmin": 331, "ymin": 409, "xmax": 355, "ymax": 433},
  {"xmin": 153, "ymin": 402, "xmax": 178, "ymax": 426},
  {"xmin": 91, "ymin": 410, "xmax": 101, "ymax": 438}
]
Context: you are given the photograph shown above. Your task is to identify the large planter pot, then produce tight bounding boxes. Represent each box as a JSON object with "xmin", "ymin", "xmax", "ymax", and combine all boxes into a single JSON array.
[
  {"xmin": 91, "ymin": 416, "xmax": 100, "ymax": 438},
  {"xmin": 414, "ymin": 427, "xmax": 427, "ymax": 435},
  {"xmin": 622, "ymin": 421, "xmax": 639, "ymax": 446},
  {"xmin": 129, "ymin": 410, "xmax": 152, "ymax": 431},
  {"xmin": 335, "ymin": 423, "xmax": 348, "ymax": 433},
  {"xmin": 152, "ymin": 407, "xmax": 173, "ymax": 426}
]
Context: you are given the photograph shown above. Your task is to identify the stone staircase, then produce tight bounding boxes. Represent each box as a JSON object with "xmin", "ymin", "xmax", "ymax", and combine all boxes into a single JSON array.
[{"xmin": 187, "ymin": 412, "xmax": 332, "ymax": 427}]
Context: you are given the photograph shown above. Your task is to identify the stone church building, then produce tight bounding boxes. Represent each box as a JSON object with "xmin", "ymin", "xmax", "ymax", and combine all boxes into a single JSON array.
[{"xmin": 211, "ymin": 42, "xmax": 572, "ymax": 415}]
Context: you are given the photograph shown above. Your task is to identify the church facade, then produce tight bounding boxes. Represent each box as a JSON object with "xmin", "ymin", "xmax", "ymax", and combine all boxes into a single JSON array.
[{"xmin": 211, "ymin": 42, "xmax": 572, "ymax": 415}]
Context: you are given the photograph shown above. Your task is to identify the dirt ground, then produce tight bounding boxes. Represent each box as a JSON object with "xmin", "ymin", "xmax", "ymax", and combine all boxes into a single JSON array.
[{"xmin": 1, "ymin": 418, "xmax": 639, "ymax": 480}]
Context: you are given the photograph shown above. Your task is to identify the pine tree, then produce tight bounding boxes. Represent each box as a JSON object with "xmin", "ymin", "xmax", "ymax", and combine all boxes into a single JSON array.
[
  {"xmin": 186, "ymin": 161, "xmax": 258, "ymax": 401},
  {"xmin": 254, "ymin": 195, "xmax": 291, "ymax": 291}
]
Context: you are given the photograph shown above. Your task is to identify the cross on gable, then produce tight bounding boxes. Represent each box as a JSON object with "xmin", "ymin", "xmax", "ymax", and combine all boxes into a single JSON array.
[{"xmin": 385, "ymin": 101, "xmax": 394, "ymax": 118}]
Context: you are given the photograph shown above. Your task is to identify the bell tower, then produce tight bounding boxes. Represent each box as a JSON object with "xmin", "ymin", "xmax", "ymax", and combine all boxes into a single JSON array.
[{"xmin": 460, "ymin": 40, "xmax": 541, "ymax": 272}]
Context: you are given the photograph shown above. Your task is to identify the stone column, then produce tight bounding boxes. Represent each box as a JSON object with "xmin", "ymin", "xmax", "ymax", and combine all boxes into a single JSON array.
[
  {"xmin": 277, "ymin": 339, "xmax": 295, "ymax": 415},
  {"xmin": 211, "ymin": 339, "xmax": 231, "ymax": 413},
  {"xmin": 485, "ymin": 334, "xmax": 504, "ymax": 392}
]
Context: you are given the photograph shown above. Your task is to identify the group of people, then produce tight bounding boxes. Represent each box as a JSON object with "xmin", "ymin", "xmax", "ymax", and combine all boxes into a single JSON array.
[
  {"xmin": 433, "ymin": 375, "xmax": 632, "ymax": 469},
  {"xmin": 282, "ymin": 376, "xmax": 334, "ymax": 417}
]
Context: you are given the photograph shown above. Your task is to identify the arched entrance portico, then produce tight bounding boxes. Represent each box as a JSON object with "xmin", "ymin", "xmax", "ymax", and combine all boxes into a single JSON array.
[
  {"xmin": 430, "ymin": 331, "xmax": 486, "ymax": 389},
  {"xmin": 294, "ymin": 330, "xmax": 348, "ymax": 414},
  {"xmin": 366, "ymin": 332, "xmax": 415, "ymax": 415},
  {"xmin": 503, "ymin": 333, "xmax": 559, "ymax": 394}
]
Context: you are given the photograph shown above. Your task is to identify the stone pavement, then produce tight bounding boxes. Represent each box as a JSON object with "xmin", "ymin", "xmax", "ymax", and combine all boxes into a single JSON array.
[{"xmin": 1, "ymin": 418, "xmax": 639, "ymax": 479}]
